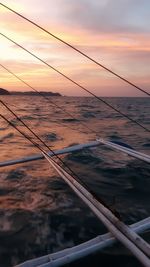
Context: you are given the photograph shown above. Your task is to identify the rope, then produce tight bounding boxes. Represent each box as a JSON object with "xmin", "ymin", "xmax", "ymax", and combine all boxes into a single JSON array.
[
  {"xmin": 0, "ymin": 2, "xmax": 150, "ymax": 97},
  {"xmin": 0, "ymin": 112, "xmax": 108, "ymax": 210},
  {"xmin": 0, "ymin": 114, "xmax": 47, "ymax": 154},
  {"xmin": 0, "ymin": 112, "xmax": 83, "ymax": 183},
  {"xmin": 0, "ymin": 63, "xmax": 97, "ymax": 135},
  {"xmin": 0, "ymin": 32, "xmax": 149, "ymax": 133},
  {"xmin": 0, "ymin": 5, "xmax": 149, "ymax": 263},
  {"xmin": 0, "ymin": 141, "xmax": 100, "ymax": 168},
  {"xmin": 43, "ymin": 153, "xmax": 150, "ymax": 267},
  {"xmin": 2, "ymin": 109, "xmax": 149, "ymax": 265},
  {"xmin": 0, "ymin": 112, "xmax": 85, "ymax": 182}
]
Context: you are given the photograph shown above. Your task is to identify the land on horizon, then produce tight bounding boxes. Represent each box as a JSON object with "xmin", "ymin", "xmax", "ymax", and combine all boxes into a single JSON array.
[
  {"xmin": 0, "ymin": 88, "xmax": 62, "ymax": 96},
  {"xmin": 0, "ymin": 88, "xmax": 148, "ymax": 98}
]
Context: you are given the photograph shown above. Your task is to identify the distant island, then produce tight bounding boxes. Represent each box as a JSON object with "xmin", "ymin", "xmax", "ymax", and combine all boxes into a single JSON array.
[
  {"xmin": 0, "ymin": 88, "xmax": 10, "ymax": 95},
  {"xmin": 0, "ymin": 88, "xmax": 62, "ymax": 96}
]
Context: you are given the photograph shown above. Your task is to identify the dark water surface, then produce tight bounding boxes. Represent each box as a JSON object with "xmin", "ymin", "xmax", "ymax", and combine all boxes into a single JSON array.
[{"xmin": 0, "ymin": 96, "xmax": 149, "ymax": 267}]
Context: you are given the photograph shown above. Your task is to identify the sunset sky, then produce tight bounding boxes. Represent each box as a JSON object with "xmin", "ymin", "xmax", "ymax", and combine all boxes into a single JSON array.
[{"xmin": 0, "ymin": 0, "xmax": 150, "ymax": 96}]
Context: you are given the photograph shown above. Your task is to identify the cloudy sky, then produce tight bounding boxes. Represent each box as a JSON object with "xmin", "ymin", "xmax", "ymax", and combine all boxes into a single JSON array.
[{"xmin": 0, "ymin": 0, "xmax": 150, "ymax": 96}]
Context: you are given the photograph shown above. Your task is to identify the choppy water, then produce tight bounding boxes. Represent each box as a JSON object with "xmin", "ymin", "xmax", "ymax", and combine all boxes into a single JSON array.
[{"xmin": 0, "ymin": 96, "xmax": 150, "ymax": 267}]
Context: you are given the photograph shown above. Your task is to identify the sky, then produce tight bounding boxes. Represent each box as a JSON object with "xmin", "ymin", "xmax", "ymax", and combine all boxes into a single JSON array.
[{"xmin": 0, "ymin": 0, "xmax": 150, "ymax": 96}]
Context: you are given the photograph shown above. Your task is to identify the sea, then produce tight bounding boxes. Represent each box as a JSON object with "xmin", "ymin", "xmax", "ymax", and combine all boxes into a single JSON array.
[{"xmin": 0, "ymin": 96, "xmax": 150, "ymax": 267}]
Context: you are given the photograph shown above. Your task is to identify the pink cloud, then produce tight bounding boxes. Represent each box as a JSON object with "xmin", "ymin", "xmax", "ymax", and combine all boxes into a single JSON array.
[{"xmin": 0, "ymin": 1, "xmax": 149, "ymax": 96}]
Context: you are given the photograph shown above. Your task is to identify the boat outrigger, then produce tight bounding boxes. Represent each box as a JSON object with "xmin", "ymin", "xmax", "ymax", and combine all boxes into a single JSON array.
[
  {"xmin": 0, "ymin": 137, "xmax": 150, "ymax": 267},
  {"xmin": 0, "ymin": 2, "xmax": 150, "ymax": 267}
]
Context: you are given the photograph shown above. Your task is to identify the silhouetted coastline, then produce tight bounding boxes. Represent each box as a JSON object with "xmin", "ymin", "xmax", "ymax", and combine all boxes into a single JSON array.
[{"xmin": 0, "ymin": 88, "xmax": 62, "ymax": 96}]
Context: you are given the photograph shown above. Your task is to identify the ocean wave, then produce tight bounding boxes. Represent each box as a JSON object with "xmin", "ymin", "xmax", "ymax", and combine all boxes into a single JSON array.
[
  {"xmin": 0, "ymin": 96, "xmax": 149, "ymax": 267},
  {"xmin": 0, "ymin": 133, "xmax": 14, "ymax": 143}
]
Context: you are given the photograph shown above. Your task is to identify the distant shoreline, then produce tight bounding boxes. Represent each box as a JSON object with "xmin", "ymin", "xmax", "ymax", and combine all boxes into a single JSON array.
[
  {"xmin": 10, "ymin": 91, "xmax": 62, "ymax": 96},
  {"xmin": 0, "ymin": 88, "xmax": 148, "ymax": 98},
  {"xmin": 0, "ymin": 88, "xmax": 62, "ymax": 96}
]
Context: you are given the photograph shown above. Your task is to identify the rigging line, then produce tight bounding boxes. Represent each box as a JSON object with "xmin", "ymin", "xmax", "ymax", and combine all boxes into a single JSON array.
[
  {"xmin": 1, "ymin": 99, "xmax": 94, "ymax": 181},
  {"xmin": 0, "ymin": 105, "xmax": 88, "ymax": 184},
  {"xmin": 0, "ymin": 99, "xmax": 58, "ymax": 152},
  {"xmin": 44, "ymin": 155, "xmax": 150, "ymax": 264},
  {"xmin": 2, "ymin": 113, "xmax": 150, "ymax": 267},
  {"xmin": 0, "ymin": 2, "xmax": 149, "ymax": 97},
  {"xmin": 0, "ymin": 32, "xmax": 149, "ymax": 133},
  {"xmin": 0, "ymin": 112, "xmax": 113, "ymax": 213},
  {"xmin": 0, "ymin": 114, "xmax": 47, "ymax": 154},
  {"xmin": 0, "ymin": 113, "xmax": 79, "ymax": 182},
  {"xmin": 1, "ymin": 103, "xmax": 107, "ymax": 205},
  {"xmin": 1, "ymin": 114, "xmax": 150, "ymax": 265},
  {"xmin": 0, "ymin": 63, "xmax": 97, "ymax": 135},
  {"xmin": 0, "ymin": 110, "xmax": 84, "ymax": 183}
]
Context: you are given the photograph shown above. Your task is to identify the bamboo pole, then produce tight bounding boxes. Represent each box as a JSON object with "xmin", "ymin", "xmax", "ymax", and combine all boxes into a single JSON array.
[
  {"xmin": 43, "ymin": 154, "xmax": 150, "ymax": 267},
  {"xmin": 97, "ymin": 138, "xmax": 150, "ymax": 163},
  {"xmin": 16, "ymin": 217, "xmax": 150, "ymax": 267},
  {"xmin": 0, "ymin": 141, "xmax": 100, "ymax": 168}
]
